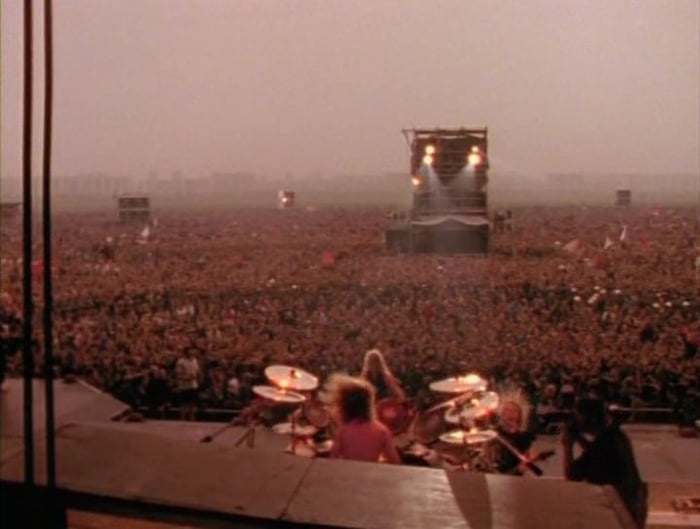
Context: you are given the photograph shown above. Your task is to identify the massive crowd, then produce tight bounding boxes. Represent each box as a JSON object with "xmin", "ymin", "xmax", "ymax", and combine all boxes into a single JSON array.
[{"xmin": 1, "ymin": 205, "xmax": 698, "ymax": 428}]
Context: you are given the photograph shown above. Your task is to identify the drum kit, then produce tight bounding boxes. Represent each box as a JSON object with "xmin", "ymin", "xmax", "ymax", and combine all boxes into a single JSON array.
[
  {"xmin": 250, "ymin": 364, "xmax": 330, "ymax": 457},
  {"xmin": 409, "ymin": 373, "xmax": 502, "ymax": 471},
  {"xmin": 247, "ymin": 364, "xmax": 508, "ymax": 471}
]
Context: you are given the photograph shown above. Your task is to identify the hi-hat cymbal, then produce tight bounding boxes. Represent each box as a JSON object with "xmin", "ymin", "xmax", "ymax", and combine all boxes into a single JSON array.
[
  {"xmin": 253, "ymin": 385, "xmax": 306, "ymax": 404},
  {"xmin": 444, "ymin": 391, "xmax": 500, "ymax": 424},
  {"xmin": 265, "ymin": 365, "xmax": 318, "ymax": 391},
  {"xmin": 439, "ymin": 429, "xmax": 497, "ymax": 446},
  {"xmin": 429, "ymin": 373, "xmax": 487, "ymax": 394}
]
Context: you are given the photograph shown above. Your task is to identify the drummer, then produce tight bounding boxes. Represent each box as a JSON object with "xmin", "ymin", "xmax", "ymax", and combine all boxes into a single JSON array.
[
  {"xmin": 327, "ymin": 374, "xmax": 401, "ymax": 464},
  {"xmin": 360, "ymin": 349, "xmax": 405, "ymax": 401},
  {"xmin": 493, "ymin": 398, "xmax": 536, "ymax": 476}
]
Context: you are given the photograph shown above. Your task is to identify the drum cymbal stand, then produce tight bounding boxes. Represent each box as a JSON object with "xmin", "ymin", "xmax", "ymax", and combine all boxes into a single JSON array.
[{"xmin": 233, "ymin": 420, "xmax": 260, "ymax": 448}]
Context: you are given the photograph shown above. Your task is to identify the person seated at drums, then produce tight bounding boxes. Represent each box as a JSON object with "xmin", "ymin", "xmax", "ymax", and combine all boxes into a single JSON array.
[
  {"xmin": 360, "ymin": 348, "xmax": 405, "ymax": 401},
  {"xmin": 327, "ymin": 374, "xmax": 401, "ymax": 464},
  {"xmin": 494, "ymin": 399, "xmax": 535, "ymax": 475}
]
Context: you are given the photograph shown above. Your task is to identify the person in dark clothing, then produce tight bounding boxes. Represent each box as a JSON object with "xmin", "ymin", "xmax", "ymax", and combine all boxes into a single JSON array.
[
  {"xmin": 493, "ymin": 400, "xmax": 535, "ymax": 475},
  {"xmin": 562, "ymin": 398, "xmax": 647, "ymax": 528},
  {"xmin": 639, "ymin": 322, "xmax": 658, "ymax": 344},
  {"xmin": 144, "ymin": 365, "xmax": 171, "ymax": 417},
  {"xmin": 0, "ymin": 322, "xmax": 22, "ymax": 391},
  {"xmin": 680, "ymin": 327, "xmax": 698, "ymax": 359}
]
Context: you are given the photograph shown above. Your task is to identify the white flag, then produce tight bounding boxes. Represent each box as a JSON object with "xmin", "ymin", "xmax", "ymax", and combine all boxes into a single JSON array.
[
  {"xmin": 562, "ymin": 239, "xmax": 581, "ymax": 254},
  {"xmin": 141, "ymin": 225, "xmax": 150, "ymax": 240},
  {"xmin": 603, "ymin": 236, "xmax": 614, "ymax": 250},
  {"xmin": 619, "ymin": 225, "xmax": 628, "ymax": 243}
]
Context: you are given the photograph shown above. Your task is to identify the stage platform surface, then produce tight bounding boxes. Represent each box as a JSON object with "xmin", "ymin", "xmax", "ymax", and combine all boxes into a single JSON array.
[{"xmin": 1, "ymin": 378, "xmax": 699, "ymax": 528}]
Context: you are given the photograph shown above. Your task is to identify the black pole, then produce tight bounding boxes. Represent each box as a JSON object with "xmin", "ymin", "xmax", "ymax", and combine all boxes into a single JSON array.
[
  {"xmin": 21, "ymin": 0, "xmax": 35, "ymax": 487},
  {"xmin": 43, "ymin": 0, "xmax": 57, "ymax": 490}
]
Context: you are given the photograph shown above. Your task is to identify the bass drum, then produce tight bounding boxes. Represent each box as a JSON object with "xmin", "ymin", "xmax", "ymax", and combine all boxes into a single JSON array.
[{"xmin": 376, "ymin": 398, "xmax": 414, "ymax": 435}]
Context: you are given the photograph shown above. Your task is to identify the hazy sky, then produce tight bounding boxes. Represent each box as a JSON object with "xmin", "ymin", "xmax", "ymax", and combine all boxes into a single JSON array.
[{"xmin": 1, "ymin": 0, "xmax": 699, "ymax": 181}]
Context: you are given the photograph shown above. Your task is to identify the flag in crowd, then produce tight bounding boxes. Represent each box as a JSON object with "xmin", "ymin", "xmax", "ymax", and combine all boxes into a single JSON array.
[
  {"xmin": 619, "ymin": 225, "xmax": 628, "ymax": 243},
  {"xmin": 562, "ymin": 239, "xmax": 581, "ymax": 254}
]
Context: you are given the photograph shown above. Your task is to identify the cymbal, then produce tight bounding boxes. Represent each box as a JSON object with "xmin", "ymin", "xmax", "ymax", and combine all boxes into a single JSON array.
[
  {"xmin": 444, "ymin": 391, "xmax": 500, "ymax": 424},
  {"xmin": 265, "ymin": 365, "xmax": 318, "ymax": 391},
  {"xmin": 439, "ymin": 429, "xmax": 497, "ymax": 446},
  {"xmin": 429, "ymin": 373, "xmax": 487, "ymax": 394},
  {"xmin": 253, "ymin": 385, "xmax": 306, "ymax": 404},
  {"xmin": 272, "ymin": 422, "xmax": 318, "ymax": 437}
]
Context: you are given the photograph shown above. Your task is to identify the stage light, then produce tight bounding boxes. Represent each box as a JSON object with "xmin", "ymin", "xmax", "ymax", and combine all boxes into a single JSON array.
[
  {"xmin": 411, "ymin": 176, "xmax": 421, "ymax": 187},
  {"xmin": 425, "ymin": 145, "xmax": 436, "ymax": 155},
  {"xmin": 467, "ymin": 145, "xmax": 483, "ymax": 166},
  {"xmin": 423, "ymin": 154, "xmax": 434, "ymax": 165}
]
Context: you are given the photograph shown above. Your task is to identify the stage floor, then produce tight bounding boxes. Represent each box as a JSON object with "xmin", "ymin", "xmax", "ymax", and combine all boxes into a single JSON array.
[{"xmin": 1, "ymin": 378, "xmax": 699, "ymax": 528}]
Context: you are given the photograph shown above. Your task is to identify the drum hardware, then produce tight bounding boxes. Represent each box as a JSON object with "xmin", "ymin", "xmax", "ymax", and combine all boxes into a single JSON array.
[
  {"xmin": 200, "ymin": 420, "xmax": 239, "ymax": 443},
  {"xmin": 313, "ymin": 439, "xmax": 334, "ymax": 458},
  {"xmin": 256, "ymin": 391, "xmax": 308, "ymax": 456},
  {"xmin": 429, "ymin": 373, "xmax": 488, "ymax": 394},
  {"xmin": 412, "ymin": 405, "xmax": 449, "ymax": 445},
  {"xmin": 232, "ymin": 419, "xmax": 261, "ymax": 448},
  {"xmin": 201, "ymin": 383, "xmax": 303, "ymax": 444},
  {"xmin": 265, "ymin": 365, "xmax": 318, "ymax": 392},
  {"xmin": 261, "ymin": 365, "xmax": 331, "ymax": 457},
  {"xmin": 406, "ymin": 372, "xmax": 509, "ymax": 472},
  {"xmin": 439, "ymin": 429, "xmax": 498, "ymax": 445},
  {"xmin": 444, "ymin": 391, "xmax": 499, "ymax": 425},
  {"xmin": 205, "ymin": 381, "xmax": 306, "ymax": 447},
  {"xmin": 303, "ymin": 398, "xmax": 332, "ymax": 429},
  {"xmin": 493, "ymin": 433, "xmax": 554, "ymax": 476},
  {"xmin": 436, "ymin": 428, "xmax": 497, "ymax": 472},
  {"xmin": 252, "ymin": 384, "xmax": 306, "ymax": 404},
  {"xmin": 272, "ymin": 422, "xmax": 317, "ymax": 437},
  {"xmin": 376, "ymin": 397, "xmax": 415, "ymax": 435}
]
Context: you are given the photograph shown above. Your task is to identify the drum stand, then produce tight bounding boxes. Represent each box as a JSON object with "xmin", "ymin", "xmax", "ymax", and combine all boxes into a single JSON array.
[
  {"xmin": 283, "ymin": 405, "xmax": 317, "ymax": 457},
  {"xmin": 453, "ymin": 418, "xmax": 494, "ymax": 472},
  {"xmin": 284, "ymin": 411, "xmax": 299, "ymax": 455},
  {"xmin": 233, "ymin": 421, "xmax": 260, "ymax": 448},
  {"xmin": 449, "ymin": 442, "xmax": 490, "ymax": 472}
]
